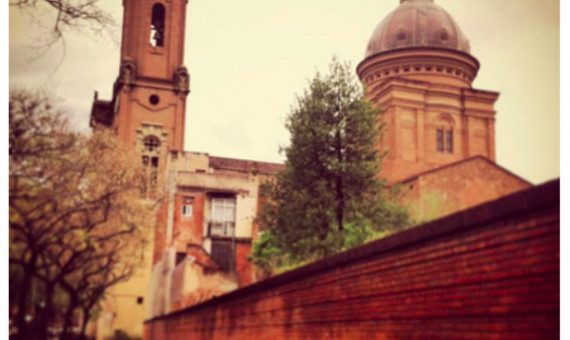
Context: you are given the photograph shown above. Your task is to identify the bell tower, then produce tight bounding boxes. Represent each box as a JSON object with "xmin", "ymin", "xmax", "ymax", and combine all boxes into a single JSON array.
[
  {"xmin": 113, "ymin": 0, "xmax": 190, "ymax": 152},
  {"xmin": 90, "ymin": 0, "xmax": 190, "ymax": 196}
]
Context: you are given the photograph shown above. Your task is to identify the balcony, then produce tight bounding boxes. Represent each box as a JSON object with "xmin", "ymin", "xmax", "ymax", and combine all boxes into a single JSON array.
[{"xmin": 207, "ymin": 221, "xmax": 235, "ymax": 238}]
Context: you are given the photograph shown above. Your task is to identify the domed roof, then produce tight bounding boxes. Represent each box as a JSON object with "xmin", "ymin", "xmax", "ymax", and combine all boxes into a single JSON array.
[{"xmin": 365, "ymin": 0, "xmax": 471, "ymax": 58}]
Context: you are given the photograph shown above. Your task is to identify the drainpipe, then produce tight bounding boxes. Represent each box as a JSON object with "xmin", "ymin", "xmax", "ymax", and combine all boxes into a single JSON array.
[{"xmin": 165, "ymin": 151, "xmax": 176, "ymax": 247}]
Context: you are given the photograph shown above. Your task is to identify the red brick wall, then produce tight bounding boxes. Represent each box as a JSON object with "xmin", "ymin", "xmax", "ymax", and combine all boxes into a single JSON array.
[
  {"xmin": 235, "ymin": 242, "xmax": 252, "ymax": 286},
  {"xmin": 144, "ymin": 180, "xmax": 559, "ymax": 340},
  {"xmin": 173, "ymin": 191, "xmax": 205, "ymax": 250},
  {"xmin": 402, "ymin": 156, "xmax": 532, "ymax": 222}
]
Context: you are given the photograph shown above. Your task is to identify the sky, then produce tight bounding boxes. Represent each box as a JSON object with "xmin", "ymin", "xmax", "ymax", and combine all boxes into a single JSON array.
[{"xmin": 9, "ymin": 0, "xmax": 560, "ymax": 185}]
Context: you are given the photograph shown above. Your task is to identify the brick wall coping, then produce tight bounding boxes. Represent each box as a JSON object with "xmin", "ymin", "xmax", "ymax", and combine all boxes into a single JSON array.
[
  {"xmin": 145, "ymin": 178, "xmax": 559, "ymax": 324},
  {"xmin": 397, "ymin": 155, "xmax": 532, "ymax": 186}
]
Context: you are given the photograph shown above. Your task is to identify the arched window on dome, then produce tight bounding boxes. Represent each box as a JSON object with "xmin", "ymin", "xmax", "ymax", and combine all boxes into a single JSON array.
[
  {"xmin": 141, "ymin": 135, "xmax": 161, "ymax": 197},
  {"xmin": 434, "ymin": 115, "xmax": 454, "ymax": 153},
  {"xmin": 150, "ymin": 3, "xmax": 166, "ymax": 47}
]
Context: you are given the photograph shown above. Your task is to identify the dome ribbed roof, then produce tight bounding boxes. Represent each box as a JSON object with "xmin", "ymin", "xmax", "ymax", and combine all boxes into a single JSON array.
[{"xmin": 365, "ymin": 0, "xmax": 471, "ymax": 58}]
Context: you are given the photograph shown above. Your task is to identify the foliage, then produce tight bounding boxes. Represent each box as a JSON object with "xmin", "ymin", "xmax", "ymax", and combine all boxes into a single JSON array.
[
  {"xmin": 252, "ymin": 58, "xmax": 410, "ymax": 273},
  {"xmin": 9, "ymin": 89, "xmax": 154, "ymax": 340}
]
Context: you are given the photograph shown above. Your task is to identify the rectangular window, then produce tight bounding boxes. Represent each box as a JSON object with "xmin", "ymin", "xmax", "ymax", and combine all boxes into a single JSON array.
[
  {"xmin": 445, "ymin": 131, "xmax": 453, "ymax": 153},
  {"xmin": 436, "ymin": 129, "xmax": 444, "ymax": 152},
  {"xmin": 182, "ymin": 203, "xmax": 193, "ymax": 218},
  {"xmin": 209, "ymin": 197, "xmax": 236, "ymax": 237}
]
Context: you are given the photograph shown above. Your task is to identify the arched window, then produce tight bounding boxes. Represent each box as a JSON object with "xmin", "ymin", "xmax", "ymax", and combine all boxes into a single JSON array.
[
  {"xmin": 150, "ymin": 3, "xmax": 166, "ymax": 47},
  {"xmin": 434, "ymin": 115, "xmax": 454, "ymax": 153}
]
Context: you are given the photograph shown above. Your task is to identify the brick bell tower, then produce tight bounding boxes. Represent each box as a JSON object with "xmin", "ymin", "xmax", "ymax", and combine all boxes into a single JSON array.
[{"xmin": 91, "ymin": 0, "xmax": 190, "ymax": 194}]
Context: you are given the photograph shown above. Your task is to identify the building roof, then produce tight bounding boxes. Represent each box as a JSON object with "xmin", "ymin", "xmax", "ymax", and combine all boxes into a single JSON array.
[
  {"xmin": 365, "ymin": 0, "xmax": 471, "ymax": 58},
  {"xmin": 209, "ymin": 156, "xmax": 285, "ymax": 175},
  {"xmin": 90, "ymin": 96, "xmax": 113, "ymax": 127},
  {"xmin": 397, "ymin": 155, "xmax": 533, "ymax": 186}
]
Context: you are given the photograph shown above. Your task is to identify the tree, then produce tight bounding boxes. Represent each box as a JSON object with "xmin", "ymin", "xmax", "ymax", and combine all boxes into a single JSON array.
[
  {"xmin": 9, "ymin": 89, "xmax": 154, "ymax": 340},
  {"xmin": 252, "ymin": 59, "xmax": 410, "ymax": 272}
]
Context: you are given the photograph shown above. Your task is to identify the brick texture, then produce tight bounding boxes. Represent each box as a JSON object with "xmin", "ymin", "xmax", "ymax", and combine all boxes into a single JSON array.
[
  {"xmin": 400, "ymin": 156, "xmax": 531, "ymax": 222},
  {"xmin": 144, "ymin": 179, "xmax": 559, "ymax": 340}
]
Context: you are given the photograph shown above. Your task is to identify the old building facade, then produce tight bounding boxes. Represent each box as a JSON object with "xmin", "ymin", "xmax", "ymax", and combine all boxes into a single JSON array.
[
  {"xmin": 357, "ymin": 0, "xmax": 531, "ymax": 221},
  {"xmin": 90, "ymin": 0, "xmax": 283, "ymax": 337},
  {"xmin": 89, "ymin": 0, "xmax": 531, "ymax": 338}
]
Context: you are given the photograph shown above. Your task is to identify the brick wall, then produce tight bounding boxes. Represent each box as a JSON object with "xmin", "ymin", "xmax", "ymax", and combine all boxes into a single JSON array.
[
  {"xmin": 144, "ymin": 179, "xmax": 559, "ymax": 340},
  {"xmin": 402, "ymin": 156, "xmax": 532, "ymax": 222}
]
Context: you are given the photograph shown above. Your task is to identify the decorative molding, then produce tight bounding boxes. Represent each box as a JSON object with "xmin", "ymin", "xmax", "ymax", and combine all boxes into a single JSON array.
[{"xmin": 136, "ymin": 122, "xmax": 169, "ymax": 155}]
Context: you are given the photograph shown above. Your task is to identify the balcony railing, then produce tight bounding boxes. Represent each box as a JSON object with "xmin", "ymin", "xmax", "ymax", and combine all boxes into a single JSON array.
[{"xmin": 207, "ymin": 221, "xmax": 235, "ymax": 237}]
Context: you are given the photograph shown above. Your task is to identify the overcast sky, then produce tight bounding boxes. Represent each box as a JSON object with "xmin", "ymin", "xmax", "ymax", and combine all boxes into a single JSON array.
[{"xmin": 9, "ymin": 0, "xmax": 560, "ymax": 185}]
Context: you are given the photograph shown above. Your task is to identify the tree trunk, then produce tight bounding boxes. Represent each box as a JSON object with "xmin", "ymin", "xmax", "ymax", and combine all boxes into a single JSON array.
[
  {"xmin": 336, "ymin": 176, "xmax": 344, "ymax": 232},
  {"xmin": 78, "ymin": 307, "xmax": 91, "ymax": 340},
  {"xmin": 335, "ymin": 128, "xmax": 344, "ymax": 232},
  {"xmin": 61, "ymin": 295, "xmax": 78, "ymax": 340},
  {"xmin": 15, "ymin": 260, "xmax": 35, "ymax": 340},
  {"xmin": 37, "ymin": 282, "xmax": 55, "ymax": 340}
]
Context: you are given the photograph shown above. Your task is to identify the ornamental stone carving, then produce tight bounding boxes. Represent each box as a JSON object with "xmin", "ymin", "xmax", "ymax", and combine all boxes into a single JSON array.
[
  {"xmin": 174, "ymin": 66, "xmax": 190, "ymax": 95},
  {"xmin": 136, "ymin": 122, "xmax": 168, "ymax": 155},
  {"xmin": 119, "ymin": 58, "xmax": 137, "ymax": 87}
]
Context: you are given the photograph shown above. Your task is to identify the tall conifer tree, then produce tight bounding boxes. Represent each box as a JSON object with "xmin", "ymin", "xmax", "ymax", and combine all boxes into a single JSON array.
[{"xmin": 254, "ymin": 59, "xmax": 409, "ymax": 271}]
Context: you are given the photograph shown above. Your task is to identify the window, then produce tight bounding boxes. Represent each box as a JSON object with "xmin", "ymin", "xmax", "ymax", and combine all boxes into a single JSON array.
[
  {"xmin": 149, "ymin": 94, "xmax": 160, "ymax": 105},
  {"xmin": 143, "ymin": 136, "xmax": 160, "ymax": 152},
  {"xmin": 141, "ymin": 135, "xmax": 160, "ymax": 197},
  {"xmin": 208, "ymin": 197, "xmax": 236, "ymax": 237},
  {"xmin": 434, "ymin": 115, "xmax": 454, "ymax": 154},
  {"xmin": 436, "ymin": 129, "xmax": 444, "ymax": 152},
  {"xmin": 182, "ymin": 197, "xmax": 194, "ymax": 218},
  {"xmin": 436, "ymin": 128, "xmax": 453, "ymax": 153},
  {"xmin": 150, "ymin": 3, "xmax": 166, "ymax": 47},
  {"xmin": 445, "ymin": 130, "xmax": 453, "ymax": 153}
]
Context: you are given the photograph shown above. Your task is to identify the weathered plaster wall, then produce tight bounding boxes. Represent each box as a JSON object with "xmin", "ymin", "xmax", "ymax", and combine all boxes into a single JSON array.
[{"xmin": 94, "ymin": 230, "xmax": 155, "ymax": 340}]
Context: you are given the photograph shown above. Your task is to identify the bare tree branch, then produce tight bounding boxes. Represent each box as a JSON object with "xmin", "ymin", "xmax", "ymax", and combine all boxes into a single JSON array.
[{"xmin": 9, "ymin": 89, "xmax": 156, "ymax": 339}]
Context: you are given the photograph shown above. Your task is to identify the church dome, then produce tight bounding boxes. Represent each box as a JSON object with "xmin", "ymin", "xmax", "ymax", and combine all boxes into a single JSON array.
[{"xmin": 365, "ymin": 0, "xmax": 471, "ymax": 58}]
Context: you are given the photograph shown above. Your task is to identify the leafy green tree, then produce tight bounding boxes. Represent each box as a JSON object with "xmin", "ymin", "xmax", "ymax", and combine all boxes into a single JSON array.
[{"xmin": 253, "ymin": 59, "xmax": 410, "ymax": 272}]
